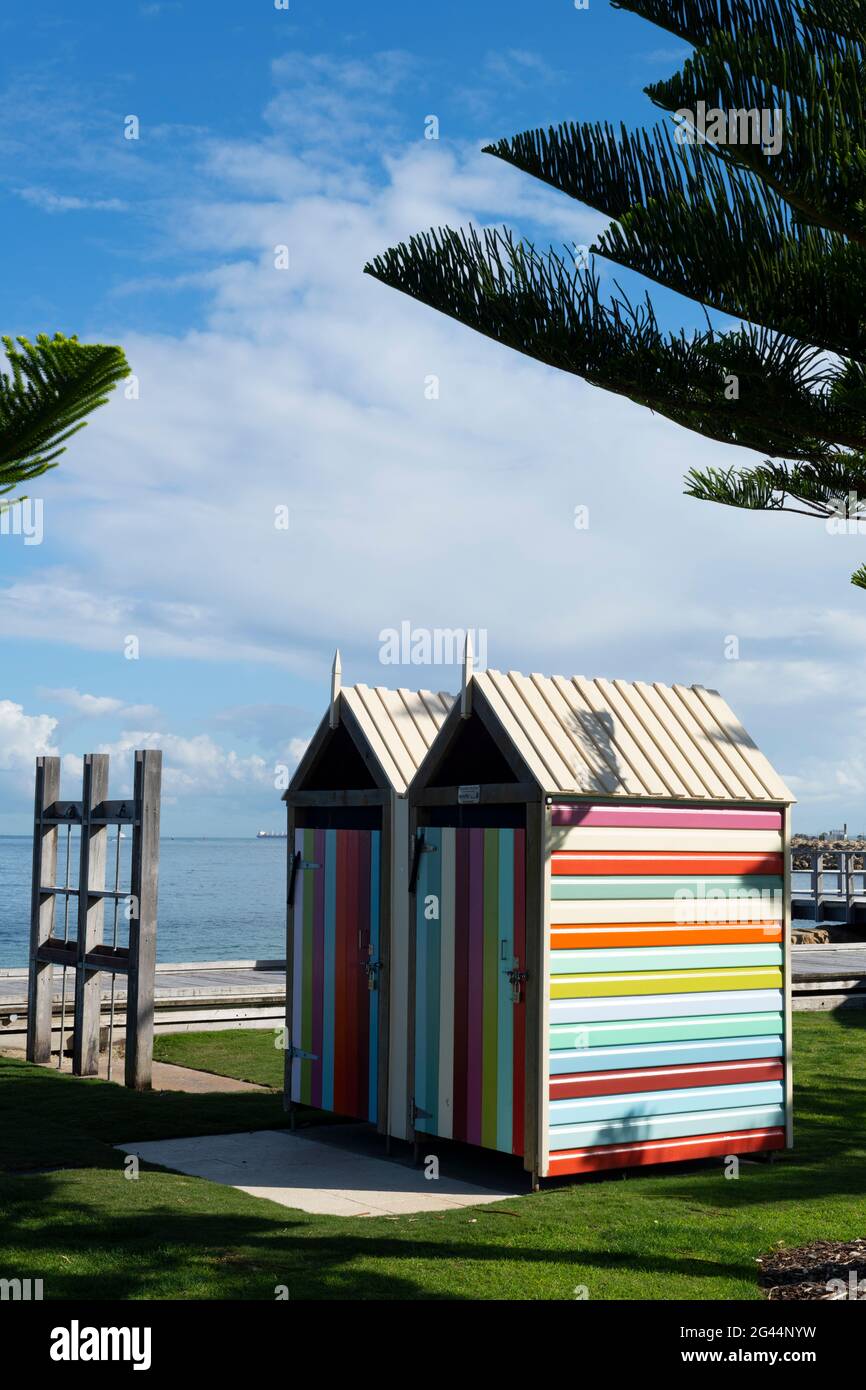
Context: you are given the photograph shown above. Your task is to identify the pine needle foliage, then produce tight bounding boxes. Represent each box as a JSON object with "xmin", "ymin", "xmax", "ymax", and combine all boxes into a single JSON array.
[
  {"xmin": 0, "ymin": 334, "xmax": 130, "ymax": 501},
  {"xmin": 365, "ymin": 1, "xmax": 866, "ymax": 588}
]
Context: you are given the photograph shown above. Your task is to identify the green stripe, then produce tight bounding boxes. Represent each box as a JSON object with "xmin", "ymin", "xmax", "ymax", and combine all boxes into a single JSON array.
[
  {"xmin": 551, "ymin": 875, "xmax": 783, "ymax": 900},
  {"xmin": 550, "ymin": 1011, "xmax": 784, "ymax": 1051},
  {"xmin": 481, "ymin": 829, "xmax": 499, "ymax": 1150}
]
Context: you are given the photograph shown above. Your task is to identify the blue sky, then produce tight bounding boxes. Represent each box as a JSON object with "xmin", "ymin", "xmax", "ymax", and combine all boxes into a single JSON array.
[{"xmin": 0, "ymin": 0, "xmax": 862, "ymax": 838}]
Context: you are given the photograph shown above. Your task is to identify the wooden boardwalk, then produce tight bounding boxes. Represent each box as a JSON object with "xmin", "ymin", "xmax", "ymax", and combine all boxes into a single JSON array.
[{"xmin": 1, "ymin": 949, "xmax": 864, "ymax": 1042}]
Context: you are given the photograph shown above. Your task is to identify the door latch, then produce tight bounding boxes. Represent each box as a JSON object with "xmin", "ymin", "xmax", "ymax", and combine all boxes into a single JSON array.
[{"xmin": 507, "ymin": 964, "xmax": 528, "ymax": 1003}]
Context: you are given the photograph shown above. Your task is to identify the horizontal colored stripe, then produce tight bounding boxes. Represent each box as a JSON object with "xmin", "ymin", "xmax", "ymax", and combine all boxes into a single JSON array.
[
  {"xmin": 551, "ymin": 874, "xmax": 783, "ymax": 901},
  {"xmin": 550, "ymin": 987, "xmax": 783, "ymax": 1026},
  {"xmin": 551, "ymin": 966, "xmax": 782, "ymax": 1000},
  {"xmin": 551, "ymin": 897, "xmax": 783, "ymax": 924},
  {"xmin": 549, "ymin": 1103, "xmax": 785, "ymax": 1150},
  {"xmin": 551, "ymin": 827, "xmax": 784, "ymax": 853},
  {"xmin": 550, "ymin": 1058, "xmax": 784, "ymax": 1099},
  {"xmin": 547, "ymin": 1127, "xmax": 785, "ymax": 1175},
  {"xmin": 550, "ymin": 943, "xmax": 782, "ymax": 975},
  {"xmin": 550, "ymin": 1079, "xmax": 783, "ymax": 1127},
  {"xmin": 549, "ymin": 1034, "xmax": 784, "ymax": 1074},
  {"xmin": 550, "ymin": 1011, "xmax": 784, "ymax": 1051},
  {"xmin": 551, "ymin": 922, "xmax": 782, "ymax": 949},
  {"xmin": 551, "ymin": 851, "xmax": 783, "ymax": 877},
  {"xmin": 551, "ymin": 804, "xmax": 783, "ymax": 830}
]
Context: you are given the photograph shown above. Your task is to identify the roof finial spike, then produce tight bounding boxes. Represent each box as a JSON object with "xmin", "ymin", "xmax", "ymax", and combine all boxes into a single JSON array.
[
  {"xmin": 461, "ymin": 631, "xmax": 474, "ymax": 719},
  {"xmin": 329, "ymin": 649, "xmax": 342, "ymax": 729}
]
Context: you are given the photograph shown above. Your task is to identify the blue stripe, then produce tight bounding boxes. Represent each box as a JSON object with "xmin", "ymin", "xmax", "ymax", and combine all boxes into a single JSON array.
[
  {"xmin": 550, "ymin": 1080, "xmax": 784, "ymax": 1127},
  {"xmin": 550, "ymin": 944, "xmax": 783, "ymax": 973},
  {"xmin": 548, "ymin": 1034, "xmax": 784, "ymax": 1075},
  {"xmin": 549, "ymin": 1103, "xmax": 786, "ymax": 1150},
  {"xmin": 496, "ymin": 829, "xmax": 514, "ymax": 1153}
]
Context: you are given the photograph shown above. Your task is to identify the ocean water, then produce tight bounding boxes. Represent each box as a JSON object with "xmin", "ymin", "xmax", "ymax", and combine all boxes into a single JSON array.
[{"xmin": 0, "ymin": 836, "xmax": 287, "ymax": 968}]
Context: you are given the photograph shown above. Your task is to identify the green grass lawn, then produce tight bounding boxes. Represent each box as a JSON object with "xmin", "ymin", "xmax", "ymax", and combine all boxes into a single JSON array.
[
  {"xmin": 153, "ymin": 1027, "xmax": 283, "ymax": 1087},
  {"xmin": 1, "ymin": 1012, "xmax": 863, "ymax": 1300}
]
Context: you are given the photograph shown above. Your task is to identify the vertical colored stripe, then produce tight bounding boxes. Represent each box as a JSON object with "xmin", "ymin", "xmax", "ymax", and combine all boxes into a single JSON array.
[
  {"xmin": 453, "ymin": 830, "xmax": 470, "ymax": 1143},
  {"xmin": 322, "ymin": 829, "xmax": 336, "ymax": 1112},
  {"xmin": 333, "ymin": 831, "xmax": 347, "ymax": 1113},
  {"xmin": 300, "ymin": 827, "xmax": 315, "ymax": 1105},
  {"xmin": 467, "ymin": 828, "xmax": 485, "ymax": 1146},
  {"xmin": 414, "ymin": 832, "xmax": 431, "ymax": 1132},
  {"xmin": 368, "ymin": 830, "xmax": 380, "ymax": 1124},
  {"xmin": 512, "ymin": 829, "xmax": 526, "ymax": 1157},
  {"xmin": 481, "ymin": 828, "xmax": 500, "ymax": 1149},
  {"xmin": 290, "ymin": 828, "xmax": 304, "ymax": 1103},
  {"xmin": 496, "ymin": 829, "xmax": 515, "ymax": 1154},
  {"xmin": 438, "ymin": 829, "xmax": 456, "ymax": 1140},
  {"xmin": 425, "ymin": 828, "xmax": 442, "ymax": 1136},
  {"xmin": 356, "ymin": 830, "xmax": 371, "ymax": 1122},
  {"xmin": 345, "ymin": 831, "xmax": 360, "ymax": 1118},
  {"xmin": 311, "ymin": 828, "xmax": 325, "ymax": 1108}
]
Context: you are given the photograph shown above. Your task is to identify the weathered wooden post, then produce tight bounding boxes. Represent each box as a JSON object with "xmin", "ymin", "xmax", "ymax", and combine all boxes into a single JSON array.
[
  {"xmin": 125, "ymin": 749, "xmax": 162, "ymax": 1090},
  {"xmin": 73, "ymin": 754, "xmax": 110, "ymax": 1076},
  {"xmin": 26, "ymin": 757, "xmax": 61, "ymax": 1063}
]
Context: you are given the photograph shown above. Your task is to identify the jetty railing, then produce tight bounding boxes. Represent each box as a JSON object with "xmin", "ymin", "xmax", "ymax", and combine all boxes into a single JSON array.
[{"xmin": 791, "ymin": 849, "xmax": 866, "ymax": 925}]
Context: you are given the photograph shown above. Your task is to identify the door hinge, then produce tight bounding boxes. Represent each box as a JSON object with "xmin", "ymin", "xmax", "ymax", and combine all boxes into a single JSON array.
[
  {"xmin": 411, "ymin": 1098, "xmax": 432, "ymax": 1121},
  {"xmin": 286, "ymin": 1044, "xmax": 319, "ymax": 1061}
]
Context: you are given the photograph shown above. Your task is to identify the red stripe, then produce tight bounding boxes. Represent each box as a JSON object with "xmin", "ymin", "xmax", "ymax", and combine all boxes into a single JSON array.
[
  {"xmin": 551, "ymin": 851, "xmax": 783, "ymax": 876},
  {"xmin": 512, "ymin": 830, "xmax": 526, "ymax": 1157},
  {"xmin": 548, "ymin": 1127, "xmax": 785, "ymax": 1175},
  {"xmin": 549, "ymin": 1058, "xmax": 784, "ymax": 1100},
  {"xmin": 356, "ymin": 830, "xmax": 371, "ymax": 1120},
  {"xmin": 310, "ymin": 829, "xmax": 326, "ymax": 1109},
  {"xmin": 452, "ymin": 830, "xmax": 470, "ymax": 1143},
  {"xmin": 333, "ymin": 832, "xmax": 347, "ymax": 1114}
]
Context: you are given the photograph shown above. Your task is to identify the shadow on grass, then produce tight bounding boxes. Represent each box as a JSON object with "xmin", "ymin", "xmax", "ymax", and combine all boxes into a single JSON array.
[{"xmin": 0, "ymin": 1168, "xmax": 757, "ymax": 1301}]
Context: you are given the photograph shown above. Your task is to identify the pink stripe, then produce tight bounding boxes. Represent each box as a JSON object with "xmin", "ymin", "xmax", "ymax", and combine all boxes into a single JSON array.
[
  {"xmin": 466, "ymin": 828, "xmax": 484, "ymax": 1147},
  {"xmin": 551, "ymin": 804, "xmax": 782, "ymax": 830}
]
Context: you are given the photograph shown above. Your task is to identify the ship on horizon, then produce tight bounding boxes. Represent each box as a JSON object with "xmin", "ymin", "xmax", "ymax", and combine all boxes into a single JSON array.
[{"xmin": 256, "ymin": 829, "xmax": 287, "ymax": 839}]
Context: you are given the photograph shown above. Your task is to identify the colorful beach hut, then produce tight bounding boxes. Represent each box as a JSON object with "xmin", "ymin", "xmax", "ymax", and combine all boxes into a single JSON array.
[
  {"xmin": 283, "ymin": 654, "xmax": 453, "ymax": 1140},
  {"xmin": 408, "ymin": 646, "xmax": 794, "ymax": 1183}
]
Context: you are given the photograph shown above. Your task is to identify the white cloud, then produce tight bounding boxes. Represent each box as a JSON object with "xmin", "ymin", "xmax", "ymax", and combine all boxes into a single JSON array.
[
  {"xmin": 16, "ymin": 186, "xmax": 128, "ymax": 213},
  {"xmin": 2, "ymin": 46, "xmax": 863, "ymax": 830},
  {"xmin": 37, "ymin": 688, "xmax": 159, "ymax": 721},
  {"xmin": 0, "ymin": 700, "xmax": 58, "ymax": 771}
]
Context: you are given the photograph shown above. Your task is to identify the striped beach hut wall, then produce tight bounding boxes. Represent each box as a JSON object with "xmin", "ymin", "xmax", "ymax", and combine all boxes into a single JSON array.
[
  {"xmin": 408, "ymin": 647, "xmax": 794, "ymax": 1183},
  {"xmin": 283, "ymin": 653, "xmax": 453, "ymax": 1140}
]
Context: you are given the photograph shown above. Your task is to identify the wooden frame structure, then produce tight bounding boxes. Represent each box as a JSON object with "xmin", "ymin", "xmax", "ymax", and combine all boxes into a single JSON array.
[
  {"xmin": 26, "ymin": 749, "xmax": 162, "ymax": 1089},
  {"xmin": 407, "ymin": 649, "xmax": 795, "ymax": 1183}
]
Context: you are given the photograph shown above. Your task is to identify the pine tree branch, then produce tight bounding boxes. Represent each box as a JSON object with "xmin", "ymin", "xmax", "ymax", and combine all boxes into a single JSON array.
[{"xmin": 0, "ymin": 334, "xmax": 130, "ymax": 499}]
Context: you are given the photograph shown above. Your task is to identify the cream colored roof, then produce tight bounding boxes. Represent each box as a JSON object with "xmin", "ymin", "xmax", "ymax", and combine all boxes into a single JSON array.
[
  {"xmin": 340, "ymin": 684, "xmax": 454, "ymax": 794},
  {"xmin": 470, "ymin": 670, "xmax": 794, "ymax": 803}
]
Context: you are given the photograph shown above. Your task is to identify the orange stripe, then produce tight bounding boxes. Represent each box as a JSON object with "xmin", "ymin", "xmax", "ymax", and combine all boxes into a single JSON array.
[
  {"xmin": 548, "ymin": 1127, "xmax": 785, "ymax": 1175},
  {"xmin": 550, "ymin": 922, "xmax": 782, "ymax": 949},
  {"xmin": 551, "ymin": 851, "xmax": 783, "ymax": 876}
]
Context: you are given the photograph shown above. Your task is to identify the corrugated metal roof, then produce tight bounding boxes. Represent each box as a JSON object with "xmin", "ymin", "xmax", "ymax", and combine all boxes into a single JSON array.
[
  {"xmin": 341, "ymin": 684, "xmax": 454, "ymax": 794},
  {"xmin": 471, "ymin": 670, "xmax": 794, "ymax": 803}
]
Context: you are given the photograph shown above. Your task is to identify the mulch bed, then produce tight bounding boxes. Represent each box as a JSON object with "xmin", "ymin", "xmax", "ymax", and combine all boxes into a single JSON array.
[{"xmin": 758, "ymin": 1240, "xmax": 866, "ymax": 1300}]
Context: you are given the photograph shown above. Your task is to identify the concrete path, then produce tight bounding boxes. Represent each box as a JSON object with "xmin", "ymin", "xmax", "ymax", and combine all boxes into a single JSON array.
[
  {"xmin": 115, "ymin": 1125, "xmax": 523, "ymax": 1217},
  {"xmin": 0, "ymin": 1046, "xmax": 270, "ymax": 1093}
]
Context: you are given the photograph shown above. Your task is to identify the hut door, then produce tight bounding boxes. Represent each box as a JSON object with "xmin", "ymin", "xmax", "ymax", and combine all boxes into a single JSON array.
[
  {"xmin": 414, "ymin": 827, "xmax": 527, "ymax": 1156},
  {"xmin": 289, "ymin": 827, "xmax": 381, "ymax": 1124}
]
